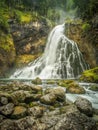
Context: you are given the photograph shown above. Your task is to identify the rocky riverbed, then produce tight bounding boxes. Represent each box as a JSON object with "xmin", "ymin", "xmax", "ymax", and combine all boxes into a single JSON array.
[{"xmin": 0, "ymin": 79, "xmax": 98, "ymax": 130}]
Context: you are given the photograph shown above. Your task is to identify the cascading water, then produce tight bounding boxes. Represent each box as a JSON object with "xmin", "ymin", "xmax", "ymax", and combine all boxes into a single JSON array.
[{"xmin": 10, "ymin": 24, "xmax": 89, "ymax": 79}]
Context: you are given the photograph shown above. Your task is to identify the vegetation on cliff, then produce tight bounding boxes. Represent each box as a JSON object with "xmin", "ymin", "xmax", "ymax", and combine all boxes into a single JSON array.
[{"xmin": 80, "ymin": 67, "xmax": 98, "ymax": 83}]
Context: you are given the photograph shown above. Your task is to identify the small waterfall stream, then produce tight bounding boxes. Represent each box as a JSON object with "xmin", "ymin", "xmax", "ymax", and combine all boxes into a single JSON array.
[{"xmin": 10, "ymin": 24, "xmax": 89, "ymax": 79}]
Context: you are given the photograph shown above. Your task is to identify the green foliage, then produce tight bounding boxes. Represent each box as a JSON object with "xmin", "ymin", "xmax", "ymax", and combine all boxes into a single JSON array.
[
  {"xmin": 80, "ymin": 67, "xmax": 98, "ymax": 83},
  {"xmin": 0, "ymin": 33, "xmax": 15, "ymax": 52},
  {"xmin": 0, "ymin": 4, "xmax": 9, "ymax": 33},
  {"xmin": 73, "ymin": 0, "xmax": 98, "ymax": 19},
  {"xmin": 0, "ymin": 15, "xmax": 9, "ymax": 33},
  {"xmin": 82, "ymin": 23, "xmax": 91, "ymax": 32},
  {"xmin": 14, "ymin": 10, "xmax": 32, "ymax": 23}
]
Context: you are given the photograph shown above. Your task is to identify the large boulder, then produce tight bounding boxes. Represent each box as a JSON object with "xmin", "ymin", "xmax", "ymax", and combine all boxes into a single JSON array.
[
  {"xmin": 11, "ymin": 90, "xmax": 30, "ymax": 104},
  {"xmin": 28, "ymin": 106, "xmax": 44, "ymax": 118},
  {"xmin": 40, "ymin": 104, "xmax": 97, "ymax": 130},
  {"xmin": 14, "ymin": 116, "xmax": 37, "ymax": 130},
  {"xmin": 0, "ymin": 119, "xmax": 15, "ymax": 130},
  {"xmin": 74, "ymin": 97, "xmax": 93, "ymax": 116},
  {"xmin": 0, "ymin": 103, "xmax": 14, "ymax": 116},
  {"xmin": 40, "ymin": 87, "xmax": 66, "ymax": 105},
  {"xmin": 51, "ymin": 87, "xmax": 66, "ymax": 102},
  {"xmin": 11, "ymin": 106, "xmax": 27, "ymax": 119},
  {"xmin": 45, "ymin": 87, "xmax": 66, "ymax": 102},
  {"xmin": 24, "ymin": 94, "xmax": 42, "ymax": 103},
  {"xmin": 32, "ymin": 77, "xmax": 42, "ymax": 85},
  {"xmin": 67, "ymin": 82, "xmax": 85, "ymax": 94},
  {"xmin": 0, "ymin": 96, "xmax": 8, "ymax": 105},
  {"xmin": 54, "ymin": 111, "xmax": 96, "ymax": 130},
  {"xmin": 40, "ymin": 93, "xmax": 57, "ymax": 105},
  {"xmin": 0, "ymin": 92, "xmax": 12, "ymax": 104}
]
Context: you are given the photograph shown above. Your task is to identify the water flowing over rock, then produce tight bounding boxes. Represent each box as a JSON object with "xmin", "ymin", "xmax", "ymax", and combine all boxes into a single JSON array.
[{"xmin": 10, "ymin": 24, "xmax": 89, "ymax": 79}]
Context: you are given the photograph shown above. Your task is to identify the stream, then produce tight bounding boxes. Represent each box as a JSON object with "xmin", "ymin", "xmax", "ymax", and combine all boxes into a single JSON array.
[{"xmin": 0, "ymin": 79, "xmax": 98, "ymax": 109}]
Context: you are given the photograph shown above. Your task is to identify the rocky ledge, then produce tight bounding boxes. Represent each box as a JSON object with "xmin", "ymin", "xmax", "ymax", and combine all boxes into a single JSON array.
[{"xmin": 0, "ymin": 80, "xmax": 98, "ymax": 130}]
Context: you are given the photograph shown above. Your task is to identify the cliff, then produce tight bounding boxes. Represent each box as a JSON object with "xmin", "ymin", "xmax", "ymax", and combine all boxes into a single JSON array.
[{"xmin": 65, "ymin": 17, "xmax": 98, "ymax": 68}]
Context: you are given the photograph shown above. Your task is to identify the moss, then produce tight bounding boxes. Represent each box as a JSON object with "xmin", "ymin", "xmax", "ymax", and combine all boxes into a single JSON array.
[
  {"xmin": 14, "ymin": 10, "xmax": 32, "ymax": 24},
  {"xmin": 46, "ymin": 80, "xmax": 56, "ymax": 84},
  {"xmin": 57, "ymin": 80, "xmax": 74, "ymax": 88},
  {"xmin": 80, "ymin": 67, "xmax": 98, "ymax": 83},
  {"xmin": 67, "ymin": 82, "xmax": 85, "ymax": 94},
  {"xmin": 82, "ymin": 23, "xmax": 91, "ymax": 32},
  {"xmin": 32, "ymin": 77, "xmax": 42, "ymax": 85},
  {"xmin": 57, "ymin": 80, "xmax": 85, "ymax": 94},
  {"xmin": 15, "ymin": 54, "xmax": 42, "ymax": 67},
  {"xmin": 89, "ymin": 85, "xmax": 98, "ymax": 91},
  {"xmin": 0, "ymin": 34, "xmax": 15, "ymax": 52},
  {"xmin": 29, "ymin": 102, "xmax": 39, "ymax": 107}
]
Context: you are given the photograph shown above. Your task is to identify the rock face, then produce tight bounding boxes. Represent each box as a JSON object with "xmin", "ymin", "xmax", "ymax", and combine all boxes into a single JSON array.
[
  {"xmin": 66, "ymin": 20, "xmax": 98, "ymax": 67},
  {"xmin": 10, "ymin": 20, "xmax": 50, "ymax": 55},
  {"xmin": 0, "ymin": 81, "xmax": 97, "ymax": 130},
  {"xmin": 11, "ymin": 106, "xmax": 27, "ymax": 119}
]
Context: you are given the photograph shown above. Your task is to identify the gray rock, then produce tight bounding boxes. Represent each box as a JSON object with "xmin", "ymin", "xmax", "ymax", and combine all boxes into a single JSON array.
[
  {"xmin": 52, "ymin": 87, "xmax": 66, "ymax": 102},
  {"xmin": 54, "ymin": 112, "xmax": 97, "ymax": 130},
  {"xmin": 0, "ymin": 103, "xmax": 14, "ymax": 116},
  {"xmin": 40, "ymin": 93, "xmax": 56, "ymax": 105},
  {"xmin": 0, "ymin": 92, "xmax": 12, "ymax": 104},
  {"xmin": 31, "ymin": 85, "xmax": 42, "ymax": 93},
  {"xmin": 11, "ymin": 90, "xmax": 30, "ymax": 103},
  {"xmin": 0, "ymin": 115, "xmax": 6, "ymax": 122},
  {"xmin": 44, "ymin": 87, "xmax": 66, "ymax": 102},
  {"xmin": 0, "ymin": 119, "xmax": 15, "ymax": 130},
  {"xmin": 74, "ymin": 97, "xmax": 93, "ymax": 116},
  {"xmin": 0, "ymin": 96, "xmax": 8, "ymax": 105},
  {"xmin": 32, "ymin": 77, "xmax": 42, "ymax": 85},
  {"xmin": 14, "ymin": 116, "xmax": 37, "ymax": 130},
  {"xmin": 25, "ymin": 94, "xmax": 42, "ymax": 103},
  {"xmin": 28, "ymin": 106, "xmax": 44, "ymax": 118}
]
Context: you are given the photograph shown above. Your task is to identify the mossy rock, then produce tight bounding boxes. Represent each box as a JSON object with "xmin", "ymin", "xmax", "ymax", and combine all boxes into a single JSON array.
[
  {"xmin": 57, "ymin": 80, "xmax": 74, "ymax": 88},
  {"xmin": 32, "ymin": 77, "xmax": 42, "ymax": 85},
  {"xmin": 46, "ymin": 80, "xmax": 56, "ymax": 84},
  {"xmin": 67, "ymin": 82, "xmax": 85, "ymax": 94},
  {"xmin": 57, "ymin": 80, "xmax": 85, "ymax": 94},
  {"xmin": 89, "ymin": 85, "xmax": 98, "ymax": 91},
  {"xmin": 29, "ymin": 102, "xmax": 40, "ymax": 107},
  {"xmin": 80, "ymin": 67, "xmax": 98, "ymax": 83},
  {"xmin": 11, "ymin": 106, "xmax": 27, "ymax": 119}
]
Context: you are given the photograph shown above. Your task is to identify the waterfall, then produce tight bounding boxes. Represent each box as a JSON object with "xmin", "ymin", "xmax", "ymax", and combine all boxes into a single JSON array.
[{"xmin": 10, "ymin": 24, "xmax": 88, "ymax": 79}]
